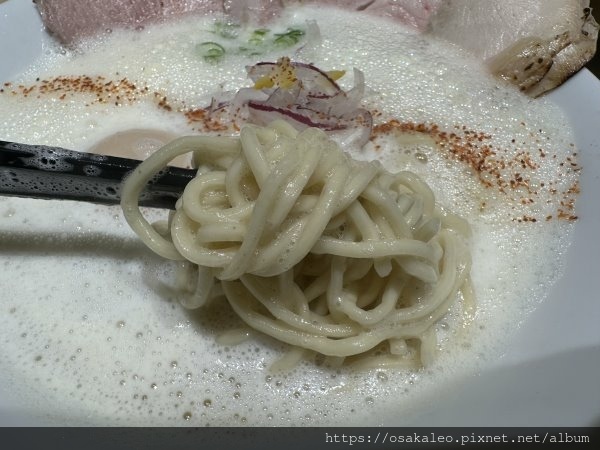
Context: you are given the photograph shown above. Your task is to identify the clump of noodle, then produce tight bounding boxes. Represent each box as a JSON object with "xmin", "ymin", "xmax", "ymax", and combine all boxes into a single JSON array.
[{"xmin": 121, "ymin": 121, "xmax": 473, "ymax": 368}]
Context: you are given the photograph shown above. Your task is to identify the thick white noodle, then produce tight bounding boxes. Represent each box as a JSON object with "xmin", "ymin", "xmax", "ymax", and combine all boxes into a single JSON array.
[{"xmin": 121, "ymin": 121, "xmax": 473, "ymax": 368}]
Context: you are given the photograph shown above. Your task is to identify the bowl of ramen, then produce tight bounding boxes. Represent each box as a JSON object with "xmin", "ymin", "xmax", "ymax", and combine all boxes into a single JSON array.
[{"xmin": 0, "ymin": 0, "xmax": 599, "ymax": 427}]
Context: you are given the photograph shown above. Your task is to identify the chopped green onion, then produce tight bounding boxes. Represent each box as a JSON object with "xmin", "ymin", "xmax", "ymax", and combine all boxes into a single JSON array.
[
  {"xmin": 195, "ymin": 25, "xmax": 306, "ymax": 64},
  {"xmin": 238, "ymin": 46, "xmax": 265, "ymax": 56},
  {"xmin": 273, "ymin": 28, "xmax": 305, "ymax": 47},
  {"xmin": 196, "ymin": 41, "xmax": 226, "ymax": 64},
  {"xmin": 212, "ymin": 21, "xmax": 240, "ymax": 39},
  {"xmin": 248, "ymin": 28, "xmax": 270, "ymax": 45}
]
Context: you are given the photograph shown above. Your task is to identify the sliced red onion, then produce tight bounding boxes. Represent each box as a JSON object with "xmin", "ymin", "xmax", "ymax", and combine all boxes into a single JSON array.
[
  {"xmin": 264, "ymin": 83, "xmax": 302, "ymax": 107},
  {"xmin": 335, "ymin": 107, "xmax": 373, "ymax": 148},
  {"xmin": 202, "ymin": 59, "xmax": 373, "ymax": 148},
  {"xmin": 329, "ymin": 107, "xmax": 373, "ymax": 149},
  {"xmin": 247, "ymin": 60, "xmax": 342, "ymax": 98},
  {"xmin": 248, "ymin": 101, "xmax": 372, "ymax": 148},
  {"xmin": 338, "ymin": 68, "xmax": 366, "ymax": 113},
  {"xmin": 248, "ymin": 101, "xmax": 346, "ymax": 131},
  {"xmin": 227, "ymin": 87, "xmax": 268, "ymax": 119},
  {"xmin": 303, "ymin": 68, "xmax": 366, "ymax": 117}
]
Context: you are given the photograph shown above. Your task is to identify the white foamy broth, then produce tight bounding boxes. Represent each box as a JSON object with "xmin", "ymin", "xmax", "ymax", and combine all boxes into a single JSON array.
[{"xmin": 0, "ymin": 6, "xmax": 579, "ymax": 425}]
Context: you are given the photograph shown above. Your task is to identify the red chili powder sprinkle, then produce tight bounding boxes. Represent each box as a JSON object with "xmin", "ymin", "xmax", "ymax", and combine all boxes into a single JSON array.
[{"xmin": 371, "ymin": 119, "xmax": 580, "ymax": 222}]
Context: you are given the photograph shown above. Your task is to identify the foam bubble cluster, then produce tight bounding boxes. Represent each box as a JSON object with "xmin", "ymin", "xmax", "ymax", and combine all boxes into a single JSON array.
[{"xmin": 0, "ymin": 6, "xmax": 578, "ymax": 425}]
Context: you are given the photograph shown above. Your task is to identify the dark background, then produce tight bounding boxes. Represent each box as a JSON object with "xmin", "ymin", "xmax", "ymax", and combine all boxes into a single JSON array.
[{"xmin": 586, "ymin": 0, "xmax": 600, "ymax": 78}]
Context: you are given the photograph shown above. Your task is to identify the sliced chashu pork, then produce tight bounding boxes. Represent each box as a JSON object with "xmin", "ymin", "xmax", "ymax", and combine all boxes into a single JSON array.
[
  {"xmin": 33, "ymin": 0, "xmax": 598, "ymax": 96},
  {"xmin": 33, "ymin": 0, "xmax": 227, "ymax": 45},
  {"xmin": 427, "ymin": 0, "xmax": 599, "ymax": 96},
  {"xmin": 33, "ymin": 0, "xmax": 292, "ymax": 44},
  {"xmin": 287, "ymin": 0, "xmax": 444, "ymax": 31},
  {"xmin": 32, "ymin": 0, "xmax": 439, "ymax": 42}
]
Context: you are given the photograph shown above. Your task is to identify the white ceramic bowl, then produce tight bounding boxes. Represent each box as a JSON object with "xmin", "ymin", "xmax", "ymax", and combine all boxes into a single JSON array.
[{"xmin": 1, "ymin": 0, "xmax": 599, "ymax": 427}]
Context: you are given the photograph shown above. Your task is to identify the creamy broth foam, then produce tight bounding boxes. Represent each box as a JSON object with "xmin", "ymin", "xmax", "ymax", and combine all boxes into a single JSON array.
[{"xmin": 0, "ymin": 6, "xmax": 577, "ymax": 425}]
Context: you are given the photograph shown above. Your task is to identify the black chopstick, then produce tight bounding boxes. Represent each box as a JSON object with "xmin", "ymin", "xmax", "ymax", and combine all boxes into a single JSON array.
[{"xmin": 0, "ymin": 140, "xmax": 196, "ymax": 209}]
